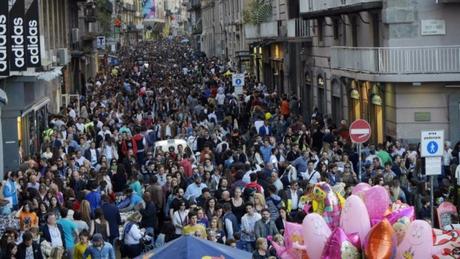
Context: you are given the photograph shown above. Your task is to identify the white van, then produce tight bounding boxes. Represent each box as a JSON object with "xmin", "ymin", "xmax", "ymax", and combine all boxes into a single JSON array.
[{"xmin": 153, "ymin": 139, "xmax": 196, "ymax": 162}]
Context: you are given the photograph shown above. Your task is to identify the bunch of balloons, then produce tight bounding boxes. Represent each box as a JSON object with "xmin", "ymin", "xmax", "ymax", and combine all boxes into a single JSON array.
[{"xmin": 269, "ymin": 182, "xmax": 460, "ymax": 259}]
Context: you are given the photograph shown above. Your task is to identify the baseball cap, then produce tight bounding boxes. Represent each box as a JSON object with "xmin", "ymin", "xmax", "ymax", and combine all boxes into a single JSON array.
[{"xmin": 92, "ymin": 233, "xmax": 103, "ymax": 242}]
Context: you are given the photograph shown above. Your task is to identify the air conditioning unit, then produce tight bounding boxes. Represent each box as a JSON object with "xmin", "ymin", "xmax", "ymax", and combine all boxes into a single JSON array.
[
  {"xmin": 71, "ymin": 28, "xmax": 80, "ymax": 43},
  {"xmin": 57, "ymin": 48, "xmax": 70, "ymax": 65}
]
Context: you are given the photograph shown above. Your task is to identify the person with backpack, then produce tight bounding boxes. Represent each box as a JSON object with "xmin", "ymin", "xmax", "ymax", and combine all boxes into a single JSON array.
[
  {"xmin": 121, "ymin": 212, "xmax": 143, "ymax": 258},
  {"xmin": 243, "ymin": 173, "xmax": 264, "ymax": 200}
]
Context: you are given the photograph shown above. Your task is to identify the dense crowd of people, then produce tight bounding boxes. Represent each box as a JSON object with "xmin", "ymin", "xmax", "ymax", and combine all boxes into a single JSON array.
[{"xmin": 1, "ymin": 37, "xmax": 460, "ymax": 259}]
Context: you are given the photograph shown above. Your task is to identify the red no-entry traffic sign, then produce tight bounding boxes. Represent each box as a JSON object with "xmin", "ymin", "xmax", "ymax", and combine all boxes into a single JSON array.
[{"xmin": 350, "ymin": 119, "xmax": 371, "ymax": 143}]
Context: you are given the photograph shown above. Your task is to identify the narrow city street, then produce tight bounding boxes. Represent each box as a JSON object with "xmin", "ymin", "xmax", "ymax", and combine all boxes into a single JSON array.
[{"xmin": 1, "ymin": 0, "xmax": 460, "ymax": 258}]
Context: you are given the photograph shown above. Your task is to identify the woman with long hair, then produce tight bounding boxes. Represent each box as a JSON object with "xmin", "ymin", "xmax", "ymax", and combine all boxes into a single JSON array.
[
  {"xmin": 89, "ymin": 208, "xmax": 110, "ymax": 241},
  {"xmin": 79, "ymin": 200, "xmax": 92, "ymax": 226},
  {"xmin": 231, "ymin": 187, "xmax": 245, "ymax": 224},
  {"xmin": 207, "ymin": 216, "xmax": 225, "ymax": 244},
  {"xmin": 48, "ymin": 196, "xmax": 61, "ymax": 219},
  {"xmin": 253, "ymin": 193, "xmax": 266, "ymax": 214},
  {"xmin": 122, "ymin": 212, "xmax": 143, "ymax": 258},
  {"xmin": 205, "ymin": 198, "xmax": 217, "ymax": 220}
]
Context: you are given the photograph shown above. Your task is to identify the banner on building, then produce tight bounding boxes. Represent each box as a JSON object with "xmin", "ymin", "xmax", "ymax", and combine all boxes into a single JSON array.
[
  {"xmin": 0, "ymin": 0, "xmax": 9, "ymax": 76},
  {"xmin": 25, "ymin": 0, "xmax": 40, "ymax": 67},
  {"xmin": 143, "ymin": 0, "xmax": 156, "ymax": 19},
  {"xmin": 9, "ymin": 0, "xmax": 26, "ymax": 71}
]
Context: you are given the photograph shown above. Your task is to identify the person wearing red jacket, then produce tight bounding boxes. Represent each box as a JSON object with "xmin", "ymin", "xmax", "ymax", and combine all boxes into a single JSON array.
[
  {"xmin": 244, "ymin": 173, "xmax": 264, "ymax": 195},
  {"xmin": 121, "ymin": 133, "xmax": 138, "ymax": 157}
]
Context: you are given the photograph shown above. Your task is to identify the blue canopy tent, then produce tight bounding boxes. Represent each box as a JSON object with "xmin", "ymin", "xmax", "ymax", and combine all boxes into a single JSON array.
[{"xmin": 141, "ymin": 235, "xmax": 252, "ymax": 259}]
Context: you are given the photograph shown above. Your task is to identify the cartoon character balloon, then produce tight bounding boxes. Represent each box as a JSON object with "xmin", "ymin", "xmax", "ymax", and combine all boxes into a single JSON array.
[
  {"xmin": 312, "ymin": 182, "xmax": 342, "ymax": 230},
  {"xmin": 396, "ymin": 220, "xmax": 433, "ymax": 259},
  {"xmin": 269, "ymin": 222, "xmax": 308, "ymax": 259},
  {"xmin": 385, "ymin": 206, "xmax": 415, "ymax": 244},
  {"xmin": 364, "ymin": 219, "xmax": 396, "ymax": 259},
  {"xmin": 340, "ymin": 194, "xmax": 371, "ymax": 245},
  {"xmin": 321, "ymin": 227, "xmax": 360, "ymax": 259},
  {"xmin": 294, "ymin": 213, "xmax": 332, "ymax": 259},
  {"xmin": 432, "ymin": 229, "xmax": 460, "ymax": 259},
  {"xmin": 363, "ymin": 185, "xmax": 391, "ymax": 225}
]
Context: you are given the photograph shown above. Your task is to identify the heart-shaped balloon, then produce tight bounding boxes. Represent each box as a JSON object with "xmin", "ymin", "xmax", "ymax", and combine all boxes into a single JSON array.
[{"xmin": 363, "ymin": 185, "xmax": 391, "ymax": 225}]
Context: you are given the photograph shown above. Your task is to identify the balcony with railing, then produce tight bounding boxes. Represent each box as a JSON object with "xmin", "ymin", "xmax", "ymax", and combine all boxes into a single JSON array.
[
  {"xmin": 244, "ymin": 21, "xmax": 278, "ymax": 40},
  {"xmin": 330, "ymin": 46, "xmax": 460, "ymax": 81},
  {"xmin": 300, "ymin": 0, "xmax": 382, "ymax": 18},
  {"xmin": 287, "ymin": 18, "xmax": 311, "ymax": 39}
]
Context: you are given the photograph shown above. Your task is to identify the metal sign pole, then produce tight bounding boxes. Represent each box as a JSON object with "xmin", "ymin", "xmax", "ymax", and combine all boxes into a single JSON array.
[
  {"xmin": 430, "ymin": 174, "xmax": 435, "ymax": 227},
  {"xmin": 358, "ymin": 143, "xmax": 362, "ymax": 182}
]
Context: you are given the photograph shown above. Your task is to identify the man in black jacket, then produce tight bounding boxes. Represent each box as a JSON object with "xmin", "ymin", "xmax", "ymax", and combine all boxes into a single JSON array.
[
  {"xmin": 101, "ymin": 194, "xmax": 122, "ymax": 245},
  {"xmin": 40, "ymin": 213, "xmax": 66, "ymax": 249},
  {"xmin": 17, "ymin": 231, "xmax": 43, "ymax": 259}
]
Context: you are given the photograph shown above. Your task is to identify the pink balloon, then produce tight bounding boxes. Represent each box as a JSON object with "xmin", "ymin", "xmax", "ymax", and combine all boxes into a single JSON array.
[
  {"xmin": 268, "ymin": 238, "xmax": 297, "ymax": 259},
  {"xmin": 340, "ymin": 194, "xmax": 371, "ymax": 246},
  {"xmin": 363, "ymin": 186, "xmax": 391, "ymax": 225},
  {"xmin": 385, "ymin": 207, "xmax": 415, "ymax": 224},
  {"xmin": 352, "ymin": 182, "xmax": 371, "ymax": 195},
  {"xmin": 396, "ymin": 220, "xmax": 433, "ymax": 259},
  {"xmin": 321, "ymin": 227, "xmax": 361, "ymax": 259},
  {"xmin": 300, "ymin": 213, "xmax": 332, "ymax": 259}
]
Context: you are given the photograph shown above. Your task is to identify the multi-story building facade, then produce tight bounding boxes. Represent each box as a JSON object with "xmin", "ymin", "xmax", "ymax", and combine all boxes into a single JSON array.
[
  {"xmin": 143, "ymin": 0, "xmax": 166, "ymax": 40},
  {"xmin": 186, "ymin": 0, "xmax": 202, "ymax": 49},
  {"xmin": 117, "ymin": 0, "xmax": 144, "ymax": 44},
  {"xmin": 201, "ymin": 0, "xmax": 251, "ymax": 70},
  {"xmin": 201, "ymin": 0, "xmax": 224, "ymax": 57},
  {"xmin": 71, "ymin": 0, "xmax": 113, "ymax": 96},
  {"xmin": 244, "ymin": 0, "xmax": 310, "ymax": 96},
  {"xmin": 300, "ymin": 0, "xmax": 460, "ymax": 144},
  {"xmin": 0, "ymin": 0, "xmax": 76, "ymax": 176}
]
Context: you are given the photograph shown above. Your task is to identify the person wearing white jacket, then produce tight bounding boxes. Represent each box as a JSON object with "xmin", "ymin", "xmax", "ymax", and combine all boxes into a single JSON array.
[
  {"xmin": 122, "ymin": 212, "xmax": 144, "ymax": 258},
  {"xmin": 240, "ymin": 203, "xmax": 262, "ymax": 252}
]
